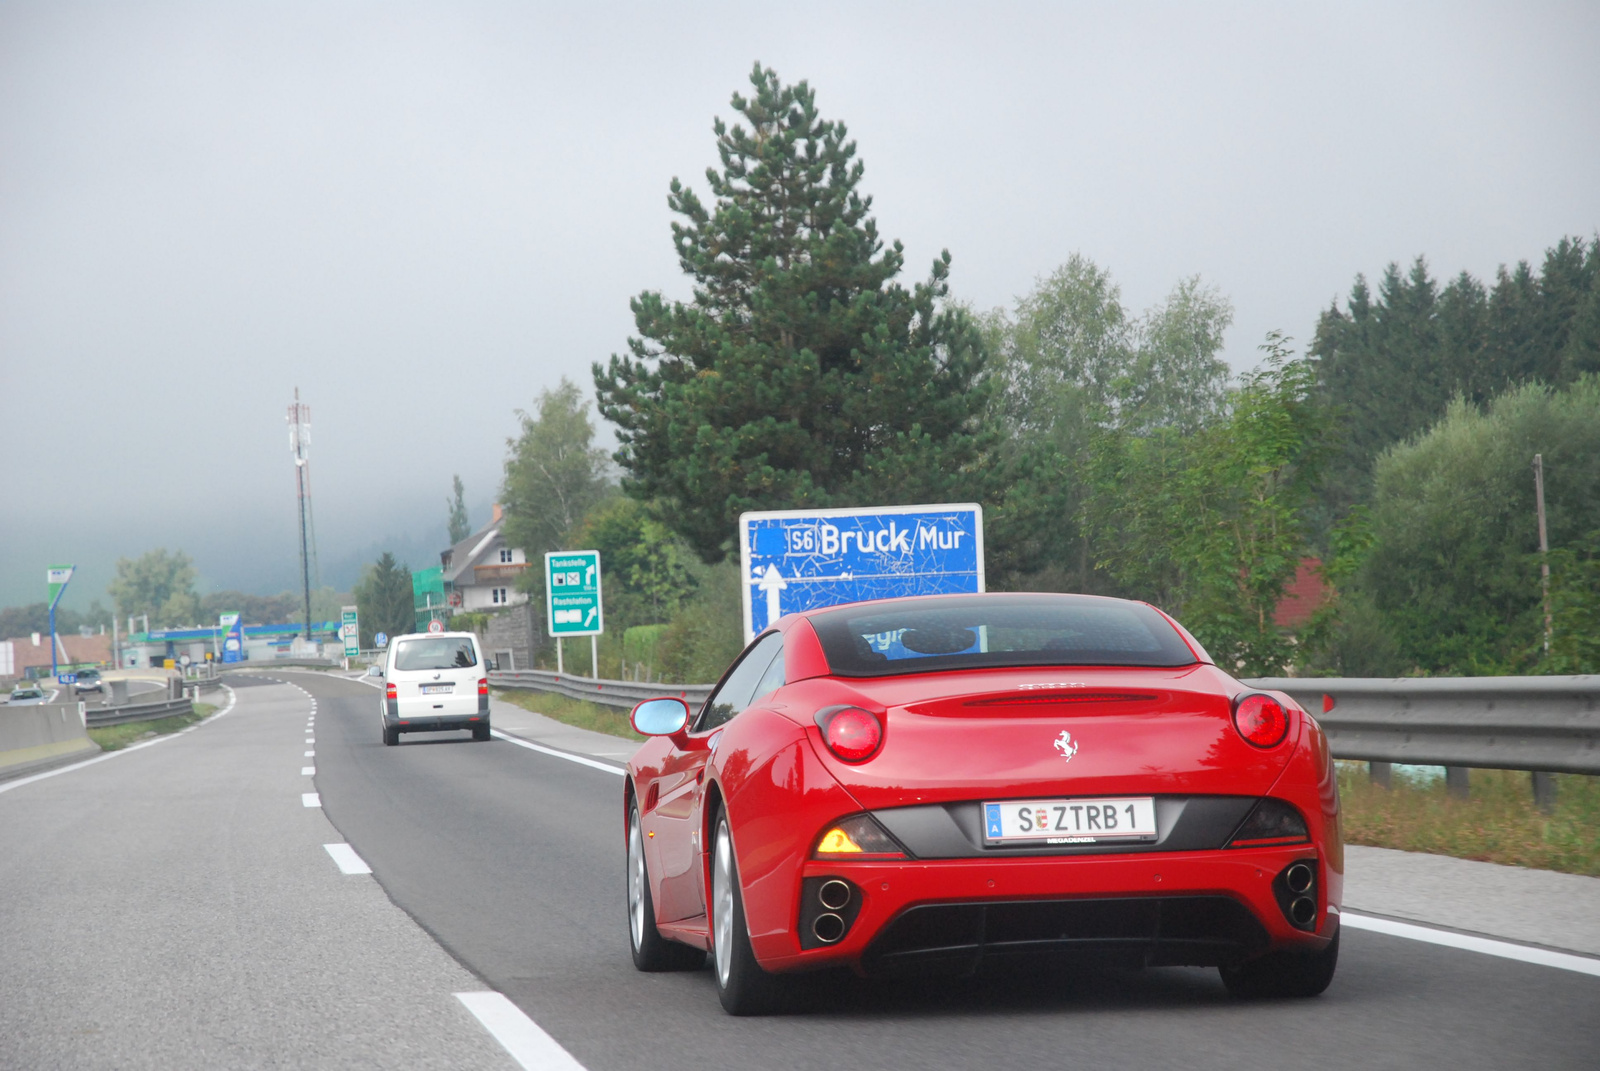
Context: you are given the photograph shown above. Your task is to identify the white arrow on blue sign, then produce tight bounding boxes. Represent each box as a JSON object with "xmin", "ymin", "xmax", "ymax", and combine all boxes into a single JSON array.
[{"xmin": 738, "ymin": 503, "xmax": 984, "ymax": 643}]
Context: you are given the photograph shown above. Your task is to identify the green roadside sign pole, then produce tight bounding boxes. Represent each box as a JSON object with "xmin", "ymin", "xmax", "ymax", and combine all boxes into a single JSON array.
[
  {"xmin": 47, "ymin": 565, "xmax": 75, "ymax": 681},
  {"xmin": 544, "ymin": 550, "xmax": 603, "ymax": 678}
]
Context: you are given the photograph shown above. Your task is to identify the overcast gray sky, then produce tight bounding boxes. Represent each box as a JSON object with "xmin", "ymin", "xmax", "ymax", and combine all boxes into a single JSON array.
[{"xmin": 3, "ymin": 1, "xmax": 1597, "ymax": 614}]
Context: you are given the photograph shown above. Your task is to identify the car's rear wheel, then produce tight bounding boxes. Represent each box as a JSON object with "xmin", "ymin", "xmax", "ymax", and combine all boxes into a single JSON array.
[
  {"xmin": 710, "ymin": 809, "xmax": 785, "ymax": 1015},
  {"xmin": 627, "ymin": 804, "xmax": 704, "ymax": 971},
  {"xmin": 1220, "ymin": 928, "xmax": 1339, "ymax": 998}
]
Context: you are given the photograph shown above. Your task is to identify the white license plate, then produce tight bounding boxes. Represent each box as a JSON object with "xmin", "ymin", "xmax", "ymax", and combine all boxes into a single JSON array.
[
  {"xmin": 983, "ymin": 797, "xmax": 1157, "ymax": 844},
  {"xmin": 420, "ymin": 684, "xmax": 453, "ymax": 695}
]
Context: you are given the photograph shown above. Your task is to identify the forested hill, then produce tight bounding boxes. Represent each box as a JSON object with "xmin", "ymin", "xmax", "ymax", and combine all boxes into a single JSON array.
[{"xmin": 1311, "ymin": 236, "xmax": 1600, "ymax": 524}]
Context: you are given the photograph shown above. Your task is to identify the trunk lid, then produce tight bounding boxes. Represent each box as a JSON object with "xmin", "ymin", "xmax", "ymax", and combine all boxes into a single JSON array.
[{"xmin": 812, "ymin": 666, "xmax": 1296, "ymax": 811}]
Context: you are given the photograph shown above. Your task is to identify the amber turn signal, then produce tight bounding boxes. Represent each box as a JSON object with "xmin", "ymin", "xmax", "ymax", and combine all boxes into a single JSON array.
[{"xmin": 813, "ymin": 813, "xmax": 905, "ymax": 859}]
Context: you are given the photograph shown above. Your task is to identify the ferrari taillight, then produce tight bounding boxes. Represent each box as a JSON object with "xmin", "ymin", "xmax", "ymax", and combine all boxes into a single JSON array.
[
  {"xmin": 1232, "ymin": 692, "xmax": 1289, "ymax": 748},
  {"xmin": 814, "ymin": 706, "xmax": 883, "ymax": 763},
  {"xmin": 385, "ymin": 683, "xmax": 397, "ymax": 700},
  {"xmin": 477, "ymin": 677, "xmax": 488, "ymax": 696}
]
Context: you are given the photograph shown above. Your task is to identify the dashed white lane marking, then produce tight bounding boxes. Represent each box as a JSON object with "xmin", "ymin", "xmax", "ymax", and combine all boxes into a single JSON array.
[
  {"xmin": 1342, "ymin": 911, "xmax": 1600, "ymax": 977},
  {"xmin": 323, "ymin": 843, "xmax": 372, "ymax": 875},
  {"xmin": 0, "ymin": 685, "xmax": 238, "ymax": 797},
  {"xmin": 304, "ymin": 750, "xmax": 315, "ymax": 757},
  {"xmin": 302, "ymin": 792, "xmax": 321, "ymax": 808},
  {"xmin": 302, "ymin": 766, "xmax": 315, "ymax": 775},
  {"xmin": 489, "ymin": 731, "xmax": 626, "ymax": 776},
  {"xmin": 455, "ymin": 991, "xmax": 587, "ymax": 1071},
  {"xmin": 305, "ymin": 737, "xmax": 315, "ymax": 744}
]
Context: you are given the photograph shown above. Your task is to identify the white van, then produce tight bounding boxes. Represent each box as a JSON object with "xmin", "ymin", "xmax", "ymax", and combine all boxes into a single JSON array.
[{"xmin": 380, "ymin": 631, "xmax": 490, "ymax": 745}]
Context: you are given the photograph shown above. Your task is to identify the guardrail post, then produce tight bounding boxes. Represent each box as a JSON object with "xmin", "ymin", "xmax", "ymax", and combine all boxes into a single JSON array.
[
  {"xmin": 1445, "ymin": 766, "xmax": 1471, "ymax": 799},
  {"xmin": 1531, "ymin": 772, "xmax": 1557, "ymax": 813},
  {"xmin": 1369, "ymin": 761, "xmax": 1392, "ymax": 789}
]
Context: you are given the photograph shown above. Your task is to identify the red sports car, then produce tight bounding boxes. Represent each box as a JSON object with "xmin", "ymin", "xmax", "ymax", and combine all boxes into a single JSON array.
[{"xmin": 623, "ymin": 592, "xmax": 1342, "ymax": 1014}]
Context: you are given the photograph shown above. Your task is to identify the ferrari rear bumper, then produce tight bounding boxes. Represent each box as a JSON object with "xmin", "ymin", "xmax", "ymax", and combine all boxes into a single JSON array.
[{"xmin": 753, "ymin": 844, "xmax": 1336, "ymax": 975}]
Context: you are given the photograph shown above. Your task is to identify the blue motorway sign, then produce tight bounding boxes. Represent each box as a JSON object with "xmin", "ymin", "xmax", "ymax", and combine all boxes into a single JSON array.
[
  {"xmin": 738, "ymin": 503, "xmax": 984, "ymax": 642},
  {"xmin": 374, "ymin": 632, "xmax": 389, "ymax": 648}
]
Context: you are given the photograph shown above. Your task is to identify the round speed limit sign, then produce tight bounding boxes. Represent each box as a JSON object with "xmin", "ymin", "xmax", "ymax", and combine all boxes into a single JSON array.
[{"xmin": 427, "ymin": 619, "xmax": 444, "ymax": 634}]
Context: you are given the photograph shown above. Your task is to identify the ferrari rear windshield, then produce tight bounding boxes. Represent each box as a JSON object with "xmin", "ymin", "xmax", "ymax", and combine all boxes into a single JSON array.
[{"xmin": 808, "ymin": 593, "xmax": 1199, "ymax": 676}]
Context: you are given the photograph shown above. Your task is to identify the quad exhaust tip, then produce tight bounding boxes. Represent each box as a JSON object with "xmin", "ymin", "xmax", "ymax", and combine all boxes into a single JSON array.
[
  {"xmin": 1285, "ymin": 863, "xmax": 1315, "ymax": 895},
  {"xmin": 818, "ymin": 880, "xmax": 852, "ymax": 911},
  {"xmin": 812, "ymin": 913, "xmax": 845, "ymax": 944}
]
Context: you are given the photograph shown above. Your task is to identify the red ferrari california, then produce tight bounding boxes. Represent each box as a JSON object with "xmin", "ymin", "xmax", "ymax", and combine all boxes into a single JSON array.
[{"xmin": 623, "ymin": 592, "xmax": 1342, "ymax": 1014}]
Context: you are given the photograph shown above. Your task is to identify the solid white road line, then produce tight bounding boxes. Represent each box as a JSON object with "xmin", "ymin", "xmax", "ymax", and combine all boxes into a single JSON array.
[
  {"xmin": 302, "ymin": 766, "xmax": 315, "ymax": 775},
  {"xmin": 302, "ymin": 792, "xmax": 321, "ymax": 808},
  {"xmin": 1341, "ymin": 910, "xmax": 1600, "ymax": 977},
  {"xmin": 489, "ymin": 730, "xmax": 626, "ymax": 776},
  {"xmin": 323, "ymin": 843, "xmax": 372, "ymax": 875},
  {"xmin": 0, "ymin": 684, "xmax": 238, "ymax": 798},
  {"xmin": 455, "ymin": 991, "xmax": 587, "ymax": 1071}
]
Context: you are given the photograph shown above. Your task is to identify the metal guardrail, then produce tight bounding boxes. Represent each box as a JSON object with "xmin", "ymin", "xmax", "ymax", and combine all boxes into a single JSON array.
[
  {"xmin": 489, "ymin": 669, "xmax": 712, "ymax": 712},
  {"xmin": 494, "ymin": 668, "xmax": 1599, "ymax": 777},
  {"xmin": 1245, "ymin": 675, "xmax": 1600, "ymax": 776},
  {"xmin": 85, "ymin": 696, "xmax": 195, "ymax": 728}
]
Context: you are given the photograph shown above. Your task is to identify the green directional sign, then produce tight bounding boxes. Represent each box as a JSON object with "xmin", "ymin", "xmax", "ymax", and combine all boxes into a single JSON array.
[
  {"xmin": 545, "ymin": 550, "xmax": 603, "ymax": 637},
  {"xmin": 340, "ymin": 605, "xmax": 360, "ymax": 658}
]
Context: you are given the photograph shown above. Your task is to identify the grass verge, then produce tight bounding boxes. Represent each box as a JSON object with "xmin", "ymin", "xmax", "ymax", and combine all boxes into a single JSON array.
[
  {"xmin": 494, "ymin": 690, "xmax": 646, "ymax": 742},
  {"xmin": 88, "ymin": 702, "xmax": 216, "ymax": 752},
  {"xmin": 1337, "ymin": 762, "xmax": 1600, "ymax": 876}
]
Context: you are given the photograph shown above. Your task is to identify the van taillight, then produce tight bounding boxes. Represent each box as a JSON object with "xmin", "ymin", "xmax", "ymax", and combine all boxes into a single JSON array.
[
  {"xmin": 478, "ymin": 678, "xmax": 488, "ymax": 696},
  {"xmin": 385, "ymin": 683, "xmax": 397, "ymax": 700}
]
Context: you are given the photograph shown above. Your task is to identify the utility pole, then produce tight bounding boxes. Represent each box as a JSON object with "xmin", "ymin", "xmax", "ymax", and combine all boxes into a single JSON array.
[
  {"xmin": 1533, "ymin": 453, "xmax": 1552, "ymax": 655},
  {"xmin": 288, "ymin": 389, "xmax": 313, "ymax": 643}
]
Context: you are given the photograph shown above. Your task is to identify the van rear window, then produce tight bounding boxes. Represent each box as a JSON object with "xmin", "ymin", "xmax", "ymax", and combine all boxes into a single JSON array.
[{"xmin": 394, "ymin": 637, "xmax": 478, "ymax": 671}]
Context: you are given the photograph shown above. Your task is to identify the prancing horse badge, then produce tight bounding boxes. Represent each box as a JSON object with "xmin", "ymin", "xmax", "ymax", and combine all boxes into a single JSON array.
[{"xmin": 1053, "ymin": 730, "xmax": 1079, "ymax": 764}]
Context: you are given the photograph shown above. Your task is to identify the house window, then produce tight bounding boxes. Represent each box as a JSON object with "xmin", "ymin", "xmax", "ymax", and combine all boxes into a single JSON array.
[
  {"xmin": 492, "ymin": 587, "xmax": 509, "ymax": 604},
  {"xmin": 499, "ymin": 548, "xmax": 513, "ymax": 563}
]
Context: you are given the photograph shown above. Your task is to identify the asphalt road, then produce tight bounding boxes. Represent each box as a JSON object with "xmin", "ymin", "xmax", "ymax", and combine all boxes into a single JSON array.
[{"xmin": 295, "ymin": 671, "xmax": 1600, "ymax": 1071}]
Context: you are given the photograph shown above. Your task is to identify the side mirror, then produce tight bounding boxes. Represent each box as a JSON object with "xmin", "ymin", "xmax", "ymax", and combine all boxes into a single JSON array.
[{"xmin": 631, "ymin": 697, "xmax": 690, "ymax": 738}]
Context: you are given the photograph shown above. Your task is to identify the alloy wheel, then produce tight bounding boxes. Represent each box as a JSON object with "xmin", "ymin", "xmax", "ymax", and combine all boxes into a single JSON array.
[
  {"xmin": 628, "ymin": 812, "xmax": 646, "ymax": 952},
  {"xmin": 713, "ymin": 821, "xmax": 735, "ymax": 988}
]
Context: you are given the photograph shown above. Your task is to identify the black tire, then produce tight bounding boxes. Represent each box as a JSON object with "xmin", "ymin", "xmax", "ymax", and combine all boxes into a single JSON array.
[
  {"xmin": 709, "ymin": 808, "xmax": 786, "ymax": 1015},
  {"xmin": 473, "ymin": 721, "xmax": 491, "ymax": 742},
  {"xmin": 627, "ymin": 804, "xmax": 705, "ymax": 971},
  {"xmin": 383, "ymin": 722, "xmax": 399, "ymax": 747},
  {"xmin": 1220, "ymin": 928, "xmax": 1339, "ymax": 998}
]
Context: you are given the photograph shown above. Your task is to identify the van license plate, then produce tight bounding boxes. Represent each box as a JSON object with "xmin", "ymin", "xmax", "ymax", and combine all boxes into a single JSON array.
[{"xmin": 420, "ymin": 684, "xmax": 452, "ymax": 695}]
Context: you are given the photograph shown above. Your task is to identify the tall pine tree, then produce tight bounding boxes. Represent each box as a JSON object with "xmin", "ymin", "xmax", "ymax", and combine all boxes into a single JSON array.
[{"xmin": 593, "ymin": 64, "xmax": 990, "ymax": 561}]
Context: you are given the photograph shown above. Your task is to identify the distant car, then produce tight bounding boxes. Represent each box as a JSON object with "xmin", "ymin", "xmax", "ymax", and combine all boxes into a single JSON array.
[
  {"xmin": 379, "ymin": 631, "xmax": 489, "ymax": 746},
  {"xmin": 623, "ymin": 592, "xmax": 1342, "ymax": 1014},
  {"xmin": 7, "ymin": 684, "xmax": 47, "ymax": 705},
  {"xmin": 73, "ymin": 668, "xmax": 103, "ymax": 694}
]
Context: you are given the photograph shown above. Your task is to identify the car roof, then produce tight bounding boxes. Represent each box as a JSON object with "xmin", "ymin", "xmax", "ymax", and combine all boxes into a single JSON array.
[{"xmin": 390, "ymin": 631, "xmax": 477, "ymax": 641}]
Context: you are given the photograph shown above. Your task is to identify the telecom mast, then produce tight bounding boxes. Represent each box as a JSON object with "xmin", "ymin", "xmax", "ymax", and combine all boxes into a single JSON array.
[{"xmin": 288, "ymin": 389, "xmax": 313, "ymax": 641}]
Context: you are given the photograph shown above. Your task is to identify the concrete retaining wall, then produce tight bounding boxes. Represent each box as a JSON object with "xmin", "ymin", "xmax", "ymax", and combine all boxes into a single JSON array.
[{"xmin": 0, "ymin": 702, "xmax": 98, "ymax": 781}]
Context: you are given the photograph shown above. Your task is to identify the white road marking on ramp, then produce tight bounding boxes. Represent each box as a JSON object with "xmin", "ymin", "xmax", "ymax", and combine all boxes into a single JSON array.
[
  {"xmin": 323, "ymin": 843, "xmax": 372, "ymax": 875},
  {"xmin": 305, "ymin": 737, "xmax": 315, "ymax": 744},
  {"xmin": 301, "ymin": 766, "xmax": 315, "ymax": 775},
  {"xmin": 456, "ymin": 991, "xmax": 586, "ymax": 1070},
  {"xmin": 304, "ymin": 750, "xmax": 315, "ymax": 757},
  {"xmin": 302, "ymin": 793, "xmax": 320, "ymax": 808},
  {"xmin": 1341, "ymin": 910, "xmax": 1600, "ymax": 977},
  {"xmin": 489, "ymin": 730, "xmax": 625, "ymax": 776}
]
